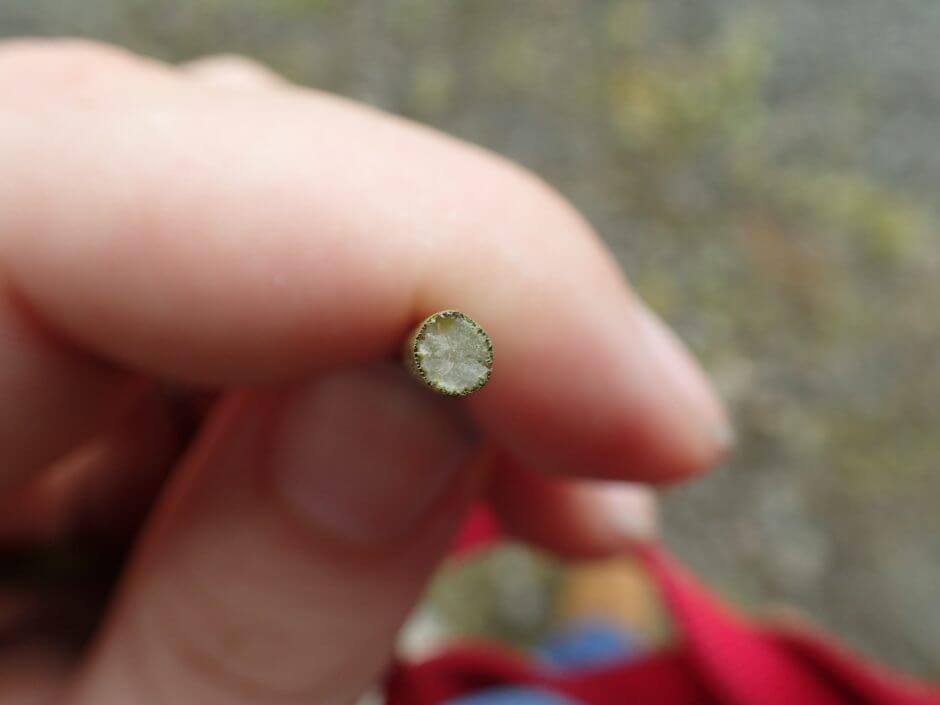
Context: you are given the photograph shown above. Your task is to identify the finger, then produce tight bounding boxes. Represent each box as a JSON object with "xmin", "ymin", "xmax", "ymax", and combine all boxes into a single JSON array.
[
  {"xmin": 0, "ymin": 289, "xmax": 131, "ymax": 491},
  {"xmin": 181, "ymin": 54, "xmax": 288, "ymax": 89},
  {"xmin": 0, "ymin": 39, "xmax": 730, "ymax": 489},
  {"xmin": 0, "ymin": 380, "xmax": 182, "ymax": 546},
  {"xmin": 70, "ymin": 363, "xmax": 479, "ymax": 705},
  {"xmin": 0, "ymin": 640, "xmax": 71, "ymax": 704},
  {"xmin": 487, "ymin": 448, "xmax": 658, "ymax": 559}
]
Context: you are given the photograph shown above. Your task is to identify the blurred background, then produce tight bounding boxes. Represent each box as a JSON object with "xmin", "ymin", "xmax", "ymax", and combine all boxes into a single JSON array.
[{"xmin": 3, "ymin": 0, "xmax": 938, "ymax": 678}]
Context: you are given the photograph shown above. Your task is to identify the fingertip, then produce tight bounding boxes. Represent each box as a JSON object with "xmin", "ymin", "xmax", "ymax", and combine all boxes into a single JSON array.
[
  {"xmin": 633, "ymin": 302, "xmax": 734, "ymax": 466},
  {"xmin": 486, "ymin": 449, "xmax": 659, "ymax": 560}
]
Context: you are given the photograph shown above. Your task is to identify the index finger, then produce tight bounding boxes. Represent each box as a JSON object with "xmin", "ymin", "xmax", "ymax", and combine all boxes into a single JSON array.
[{"xmin": 0, "ymin": 40, "xmax": 731, "ymax": 485}]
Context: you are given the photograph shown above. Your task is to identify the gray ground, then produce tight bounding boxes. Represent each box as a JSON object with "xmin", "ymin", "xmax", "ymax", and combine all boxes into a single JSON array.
[{"xmin": 2, "ymin": 0, "xmax": 938, "ymax": 678}]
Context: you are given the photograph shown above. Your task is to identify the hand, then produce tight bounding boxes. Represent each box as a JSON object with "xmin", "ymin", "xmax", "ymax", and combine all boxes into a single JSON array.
[{"xmin": 0, "ymin": 41, "xmax": 731, "ymax": 704}]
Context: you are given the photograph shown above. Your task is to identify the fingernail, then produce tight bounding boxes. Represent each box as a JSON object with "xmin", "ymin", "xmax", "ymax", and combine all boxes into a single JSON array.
[
  {"xmin": 271, "ymin": 364, "xmax": 474, "ymax": 545},
  {"xmin": 635, "ymin": 303, "xmax": 734, "ymax": 459},
  {"xmin": 599, "ymin": 483, "xmax": 659, "ymax": 541}
]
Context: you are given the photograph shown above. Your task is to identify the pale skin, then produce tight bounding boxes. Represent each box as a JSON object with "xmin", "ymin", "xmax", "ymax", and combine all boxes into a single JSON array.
[{"xmin": 0, "ymin": 41, "xmax": 731, "ymax": 704}]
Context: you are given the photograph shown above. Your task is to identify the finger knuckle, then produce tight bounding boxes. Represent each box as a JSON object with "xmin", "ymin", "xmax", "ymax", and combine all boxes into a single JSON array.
[
  {"xmin": 185, "ymin": 53, "xmax": 283, "ymax": 88},
  {"xmin": 190, "ymin": 53, "xmax": 266, "ymax": 72}
]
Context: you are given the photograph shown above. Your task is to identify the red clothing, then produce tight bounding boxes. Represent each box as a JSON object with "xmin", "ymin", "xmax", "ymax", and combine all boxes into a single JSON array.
[{"xmin": 386, "ymin": 505, "xmax": 940, "ymax": 705}]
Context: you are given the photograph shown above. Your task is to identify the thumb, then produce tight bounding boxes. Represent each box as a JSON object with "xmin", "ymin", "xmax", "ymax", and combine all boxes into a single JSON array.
[{"xmin": 70, "ymin": 362, "xmax": 478, "ymax": 705}]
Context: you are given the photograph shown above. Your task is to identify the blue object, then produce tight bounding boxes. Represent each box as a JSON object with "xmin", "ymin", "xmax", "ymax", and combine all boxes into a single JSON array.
[
  {"xmin": 445, "ymin": 686, "xmax": 585, "ymax": 705},
  {"xmin": 535, "ymin": 620, "xmax": 640, "ymax": 670},
  {"xmin": 443, "ymin": 622, "xmax": 640, "ymax": 704}
]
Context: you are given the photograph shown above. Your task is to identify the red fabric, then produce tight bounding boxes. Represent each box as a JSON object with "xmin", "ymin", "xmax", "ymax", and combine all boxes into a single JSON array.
[{"xmin": 386, "ymin": 505, "xmax": 940, "ymax": 705}]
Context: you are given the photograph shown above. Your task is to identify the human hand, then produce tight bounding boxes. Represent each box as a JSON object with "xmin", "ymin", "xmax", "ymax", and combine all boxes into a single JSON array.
[{"xmin": 0, "ymin": 41, "xmax": 731, "ymax": 704}]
